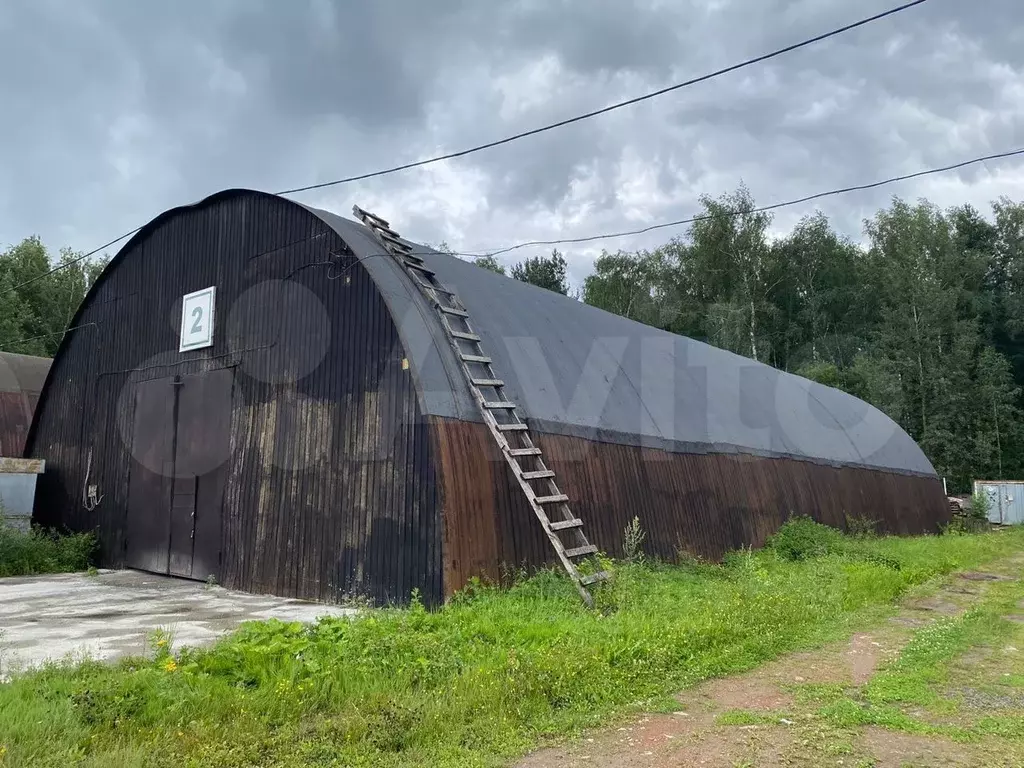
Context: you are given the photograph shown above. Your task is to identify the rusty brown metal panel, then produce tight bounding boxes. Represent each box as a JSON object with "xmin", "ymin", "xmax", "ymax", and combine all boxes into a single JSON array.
[
  {"xmin": 26, "ymin": 192, "xmax": 443, "ymax": 606},
  {"xmin": 432, "ymin": 416, "xmax": 503, "ymax": 593},
  {"xmin": 434, "ymin": 417, "xmax": 950, "ymax": 598},
  {"xmin": 0, "ymin": 352, "xmax": 51, "ymax": 457},
  {"xmin": 0, "ymin": 392, "xmax": 30, "ymax": 458}
]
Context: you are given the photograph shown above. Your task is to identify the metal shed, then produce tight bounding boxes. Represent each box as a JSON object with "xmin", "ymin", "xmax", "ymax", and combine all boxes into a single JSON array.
[
  {"xmin": 0, "ymin": 352, "xmax": 50, "ymax": 457},
  {"xmin": 27, "ymin": 190, "xmax": 949, "ymax": 605},
  {"xmin": 973, "ymin": 480, "xmax": 1024, "ymax": 526}
]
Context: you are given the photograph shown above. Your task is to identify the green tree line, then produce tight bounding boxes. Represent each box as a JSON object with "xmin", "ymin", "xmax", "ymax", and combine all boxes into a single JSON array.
[{"xmin": 0, "ymin": 237, "xmax": 107, "ymax": 357}]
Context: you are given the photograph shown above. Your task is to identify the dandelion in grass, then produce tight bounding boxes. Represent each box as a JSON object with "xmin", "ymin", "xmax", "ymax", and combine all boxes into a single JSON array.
[{"xmin": 163, "ymin": 658, "xmax": 177, "ymax": 672}]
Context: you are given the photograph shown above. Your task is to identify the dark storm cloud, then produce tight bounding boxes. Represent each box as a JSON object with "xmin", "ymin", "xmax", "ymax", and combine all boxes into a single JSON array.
[
  {"xmin": 0, "ymin": 0, "xmax": 1021, "ymax": 288},
  {"xmin": 492, "ymin": 0, "xmax": 685, "ymax": 76}
]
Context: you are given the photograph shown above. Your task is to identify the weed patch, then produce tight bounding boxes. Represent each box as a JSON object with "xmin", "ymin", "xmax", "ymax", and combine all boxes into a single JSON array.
[
  {"xmin": 0, "ymin": 526, "xmax": 97, "ymax": 577},
  {"xmin": 715, "ymin": 709, "xmax": 787, "ymax": 726},
  {"xmin": 765, "ymin": 516, "xmax": 845, "ymax": 561}
]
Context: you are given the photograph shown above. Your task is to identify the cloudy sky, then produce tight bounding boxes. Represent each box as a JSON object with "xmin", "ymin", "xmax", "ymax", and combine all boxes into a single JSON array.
[{"xmin": 1, "ymin": 0, "xmax": 1022, "ymax": 286}]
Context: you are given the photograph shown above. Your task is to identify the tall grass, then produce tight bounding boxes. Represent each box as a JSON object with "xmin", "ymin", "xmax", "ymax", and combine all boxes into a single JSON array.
[
  {"xmin": 0, "ymin": 525, "xmax": 1022, "ymax": 767},
  {"xmin": 0, "ymin": 526, "xmax": 97, "ymax": 578}
]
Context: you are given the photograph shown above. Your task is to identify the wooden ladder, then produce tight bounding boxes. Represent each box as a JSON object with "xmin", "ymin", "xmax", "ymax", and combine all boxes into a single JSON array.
[{"xmin": 354, "ymin": 205, "xmax": 611, "ymax": 607}]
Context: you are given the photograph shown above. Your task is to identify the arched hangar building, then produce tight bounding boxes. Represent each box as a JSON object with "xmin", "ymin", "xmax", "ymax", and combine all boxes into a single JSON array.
[{"xmin": 27, "ymin": 190, "xmax": 948, "ymax": 605}]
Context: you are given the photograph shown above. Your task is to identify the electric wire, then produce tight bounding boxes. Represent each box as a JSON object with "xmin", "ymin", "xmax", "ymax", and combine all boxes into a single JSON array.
[
  {"xmin": 276, "ymin": 0, "xmax": 930, "ymax": 195},
  {"xmin": 4, "ymin": 145, "xmax": 1023, "ymax": 317},
  {"xmin": 4, "ymin": 146, "xmax": 1023, "ymax": 352},
  {"xmin": 479, "ymin": 147, "xmax": 1024, "ymax": 257},
  {"xmin": 5, "ymin": 227, "xmax": 141, "ymax": 294}
]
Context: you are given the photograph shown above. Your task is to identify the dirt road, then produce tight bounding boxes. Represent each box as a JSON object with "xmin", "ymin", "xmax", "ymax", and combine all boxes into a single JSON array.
[{"xmin": 518, "ymin": 555, "xmax": 1024, "ymax": 768}]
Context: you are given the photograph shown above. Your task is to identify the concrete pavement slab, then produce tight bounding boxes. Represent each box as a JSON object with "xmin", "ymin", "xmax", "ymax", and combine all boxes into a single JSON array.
[{"xmin": 0, "ymin": 569, "xmax": 356, "ymax": 678}]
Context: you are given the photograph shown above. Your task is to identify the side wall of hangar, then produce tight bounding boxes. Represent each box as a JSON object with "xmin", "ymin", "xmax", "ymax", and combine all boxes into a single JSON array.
[{"xmin": 26, "ymin": 189, "xmax": 949, "ymax": 605}]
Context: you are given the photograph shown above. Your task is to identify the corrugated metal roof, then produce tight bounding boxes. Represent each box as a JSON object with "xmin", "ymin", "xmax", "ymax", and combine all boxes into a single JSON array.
[
  {"xmin": 0, "ymin": 352, "xmax": 50, "ymax": 396},
  {"xmin": 306, "ymin": 205, "xmax": 936, "ymax": 478}
]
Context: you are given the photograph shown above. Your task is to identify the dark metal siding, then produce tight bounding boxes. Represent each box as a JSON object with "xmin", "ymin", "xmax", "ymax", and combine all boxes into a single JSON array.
[
  {"xmin": 27, "ymin": 193, "xmax": 441, "ymax": 605},
  {"xmin": 0, "ymin": 352, "xmax": 50, "ymax": 457},
  {"xmin": 433, "ymin": 417, "xmax": 950, "ymax": 596}
]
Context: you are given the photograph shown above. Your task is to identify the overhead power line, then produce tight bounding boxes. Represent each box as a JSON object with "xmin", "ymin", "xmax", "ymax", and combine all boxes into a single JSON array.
[
  {"xmin": 478, "ymin": 147, "xmax": 1024, "ymax": 257},
  {"xmin": 4, "ymin": 0, "xmax": 926, "ymax": 295},
  {"xmin": 5, "ymin": 226, "xmax": 141, "ymax": 295},
  {"xmin": 276, "ymin": 0, "xmax": 930, "ymax": 196},
  {"xmin": 6, "ymin": 144, "xmax": 1023, "ymax": 304}
]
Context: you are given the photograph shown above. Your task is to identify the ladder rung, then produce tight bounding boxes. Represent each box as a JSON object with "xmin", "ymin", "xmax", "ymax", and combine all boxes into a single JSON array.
[
  {"xmin": 483, "ymin": 401, "xmax": 516, "ymax": 410},
  {"xmin": 535, "ymin": 493, "xmax": 569, "ymax": 504},
  {"xmin": 461, "ymin": 354, "xmax": 492, "ymax": 364},
  {"xmin": 565, "ymin": 544, "xmax": 598, "ymax": 558},
  {"xmin": 508, "ymin": 447, "xmax": 541, "ymax": 456},
  {"xmin": 472, "ymin": 378, "xmax": 504, "ymax": 387},
  {"xmin": 353, "ymin": 205, "xmax": 389, "ymax": 227},
  {"xmin": 496, "ymin": 423, "xmax": 529, "ymax": 432},
  {"xmin": 381, "ymin": 230, "xmax": 412, "ymax": 252},
  {"xmin": 439, "ymin": 306, "xmax": 469, "ymax": 317},
  {"xmin": 549, "ymin": 518, "xmax": 583, "ymax": 531},
  {"xmin": 450, "ymin": 331, "xmax": 481, "ymax": 342},
  {"xmin": 366, "ymin": 221, "xmax": 402, "ymax": 240},
  {"xmin": 406, "ymin": 261, "xmax": 434, "ymax": 275},
  {"xmin": 581, "ymin": 573, "xmax": 610, "ymax": 589},
  {"xmin": 522, "ymin": 469, "xmax": 555, "ymax": 480},
  {"xmin": 422, "ymin": 280, "xmax": 458, "ymax": 298}
]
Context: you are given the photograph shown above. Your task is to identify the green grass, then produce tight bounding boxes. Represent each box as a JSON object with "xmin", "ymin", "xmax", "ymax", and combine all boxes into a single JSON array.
[
  {"xmin": 0, "ymin": 526, "xmax": 1022, "ymax": 767},
  {"xmin": 715, "ymin": 709, "xmax": 787, "ymax": 726},
  {"xmin": 0, "ymin": 526, "xmax": 97, "ymax": 577}
]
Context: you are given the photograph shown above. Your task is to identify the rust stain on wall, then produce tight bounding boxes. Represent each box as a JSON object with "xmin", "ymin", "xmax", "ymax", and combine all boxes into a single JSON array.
[
  {"xmin": 434, "ymin": 417, "xmax": 949, "ymax": 598},
  {"xmin": 433, "ymin": 416, "xmax": 503, "ymax": 592}
]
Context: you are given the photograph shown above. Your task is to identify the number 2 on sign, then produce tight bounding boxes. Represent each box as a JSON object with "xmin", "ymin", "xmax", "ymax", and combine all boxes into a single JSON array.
[{"xmin": 179, "ymin": 286, "xmax": 215, "ymax": 352}]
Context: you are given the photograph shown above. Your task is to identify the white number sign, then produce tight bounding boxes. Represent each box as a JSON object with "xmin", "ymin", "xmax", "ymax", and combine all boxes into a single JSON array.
[{"xmin": 179, "ymin": 286, "xmax": 216, "ymax": 352}]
